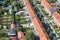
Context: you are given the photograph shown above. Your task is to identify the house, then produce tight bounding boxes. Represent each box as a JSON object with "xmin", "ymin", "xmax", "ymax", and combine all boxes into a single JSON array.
[
  {"xmin": 10, "ymin": 24, "xmax": 15, "ymax": 29},
  {"xmin": 7, "ymin": 29, "xmax": 16, "ymax": 37},
  {"xmin": 41, "ymin": 0, "xmax": 60, "ymax": 28},
  {"xmin": 18, "ymin": 32, "xmax": 24, "ymax": 40}
]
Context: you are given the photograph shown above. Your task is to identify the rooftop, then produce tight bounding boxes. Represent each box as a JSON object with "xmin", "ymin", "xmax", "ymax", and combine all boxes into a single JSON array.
[
  {"xmin": 10, "ymin": 24, "xmax": 15, "ymax": 29},
  {"xmin": 41, "ymin": 0, "xmax": 60, "ymax": 27},
  {"xmin": 7, "ymin": 29, "xmax": 16, "ymax": 36},
  {"xmin": 18, "ymin": 32, "xmax": 24, "ymax": 39}
]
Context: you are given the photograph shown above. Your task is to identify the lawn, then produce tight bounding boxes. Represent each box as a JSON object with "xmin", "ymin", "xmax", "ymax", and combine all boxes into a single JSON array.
[
  {"xmin": 19, "ymin": 18, "xmax": 26, "ymax": 24},
  {"xmin": 16, "ymin": 16, "xmax": 26, "ymax": 24},
  {"xmin": 0, "ymin": 37, "xmax": 11, "ymax": 40},
  {"xmin": 0, "ymin": 37, "xmax": 6, "ymax": 40}
]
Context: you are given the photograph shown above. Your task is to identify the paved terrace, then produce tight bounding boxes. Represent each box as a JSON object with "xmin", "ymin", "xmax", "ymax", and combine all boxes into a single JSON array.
[{"xmin": 23, "ymin": 0, "xmax": 50, "ymax": 40}]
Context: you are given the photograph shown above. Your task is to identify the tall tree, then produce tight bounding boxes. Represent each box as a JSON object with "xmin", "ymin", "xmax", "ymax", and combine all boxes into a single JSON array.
[
  {"xmin": 12, "ymin": 1, "xmax": 17, "ymax": 7},
  {"xmin": 18, "ymin": 2, "xmax": 24, "ymax": 9},
  {"xmin": 25, "ymin": 30, "xmax": 34, "ymax": 40}
]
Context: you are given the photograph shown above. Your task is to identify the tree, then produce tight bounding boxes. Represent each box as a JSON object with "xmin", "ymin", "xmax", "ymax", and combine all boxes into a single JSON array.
[
  {"xmin": 2, "ymin": 8, "xmax": 5, "ymax": 14},
  {"xmin": 53, "ymin": 37, "xmax": 57, "ymax": 40},
  {"xmin": 35, "ymin": 0, "xmax": 41, "ymax": 4},
  {"xmin": 10, "ymin": 9, "xmax": 14, "ymax": 14},
  {"xmin": 0, "ymin": 9, "xmax": 3, "ymax": 26},
  {"xmin": 0, "ymin": 2, "xmax": 2, "ymax": 6},
  {"xmin": 18, "ymin": 2, "xmax": 24, "ymax": 9},
  {"xmin": 29, "ymin": 0, "xmax": 35, "ymax": 6},
  {"xmin": 12, "ymin": 1, "xmax": 17, "ymax": 7},
  {"xmin": 49, "ymin": 30, "xmax": 53, "ymax": 39},
  {"xmin": 49, "ymin": 0, "xmax": 56, "ymax": 3},
  {"xmin": 15, "ymin": 27, "xmax": 22, "ymax": 32},
  {"xmin": 0, "ymin": 9, "xmax": 2, "ymax": 14},
  {"xmin": 34, "ymin": 6, "xmax": 39, "ymax": 12},
  {"xmin": 25, "ymin": 30, "xmax": 34, "ymax": 40},
  {"xmin": 2, "ymin": 1, "xmax": 8, "ymax": 7},
  {"xmin": 0, "ymin": 37, "xmax": 6, "ymax": 40},
  {"xmin": 0, "ymin": 31, "xmax": 7, "ymax": 37},
  {"xmin": 10, "ymin": 0, "xmax": 13, "ymax": 1},
  {"xmin": 52, "ymin": 33, "xmax": 57, "ymax": 40}
]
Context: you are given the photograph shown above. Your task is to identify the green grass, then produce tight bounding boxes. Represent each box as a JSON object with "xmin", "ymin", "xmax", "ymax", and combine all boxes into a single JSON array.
[
  {"xmin": 0, "ymin": 32, "xmax": 7, "ymax": 37},
  {"xmin": 57, "ymin": 33, "xmax": 60, "ymax": 37},
  {"xmin": 35, "ymin": 0, "xmax": 41, "ymax": 4},
  {"xmin": 16, "ymin": 16, "xmax": 26, "ymax": 24},
  {"xmin": 49, "ymin": 0, "xmax": 57, "ymax": 3},
  {"xmin": 0, "ymin": 29, "xmax": 9, "ymax": 40},
  {"xmin": 15, "ymin": 27, "xmax": 22, "ymax": 32},
  {"xmin": 53, "ymin": 25, "xmax": 57, "ymax": 29},
  {"xmin": 0, "ymin": 37, "xmax": 6, "ymax": 40},
  {"xmin": 1, "ymin": 14, "xmax": 14, "ymax": 26},
  {"xmin": 19, "ymin": 18, "xmax": 26, "ymax": 24},
  {"xmin": 23, "ymin": 28, "xmax": 34, "ymax": 40}
]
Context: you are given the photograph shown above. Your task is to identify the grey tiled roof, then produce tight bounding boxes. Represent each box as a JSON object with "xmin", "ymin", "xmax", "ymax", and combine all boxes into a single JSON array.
[
  {"xmin": 7, "ymin": 29, "xmax": 16, "ymax": 36},
  {"xmin": 50, "ymin": 7, "xmax": 56, "ymax": 13}
]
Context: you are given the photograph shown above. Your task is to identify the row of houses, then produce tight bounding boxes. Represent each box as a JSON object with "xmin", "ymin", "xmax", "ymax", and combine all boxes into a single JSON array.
[
  {"xmin": 23, "ymin": 0, "xmax": 50, "ymax": 40},
  {"xmin": 41, "ymin": 0, "xmax": 60, "ymax": 28},
  {"xmin": 8, "ymin": 24, "xmax": 24, "ymax": 40}
]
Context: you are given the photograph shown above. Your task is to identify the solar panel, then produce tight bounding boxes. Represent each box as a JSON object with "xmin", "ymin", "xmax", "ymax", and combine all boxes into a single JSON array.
[{"xmin": 50, "ymin": 7, "xmax": 56, "ymax": 13}]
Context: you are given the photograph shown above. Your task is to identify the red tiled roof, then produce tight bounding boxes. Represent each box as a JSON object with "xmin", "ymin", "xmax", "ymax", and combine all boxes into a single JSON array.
[
  {"xmin": 53, "ymin": 11, "xmax": 60, "ymax": 23},
  {"xmin": 18, "ymin": 32, "xmax": 24, "ymax": 40},
  {"xmin": 41, "ymin": 0, "xmax": 51, "ymax": 10},
  {"xmin": 41, "ymin": 0, "xmax": 60, "ymax": 27},
  {"xmin": 11, "ymin": 37, "xmax": 16, "ymax": 40},
  {"xmin": 10, "ymin": 24, "xmax": 15, "ymax": 29},
  {"xmin": 23, "ymin": 0, "xmax": 50, "ymax": 40}
]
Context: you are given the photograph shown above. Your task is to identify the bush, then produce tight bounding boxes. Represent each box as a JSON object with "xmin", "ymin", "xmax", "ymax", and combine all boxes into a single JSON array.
[
  {"xmin": 25, "ymin": 29, "xmax": 34, "ymax": 40},
  {"xmin": 0, "ymin": 32, "xmax": 7, "ymax": 37},
  {"xmin": 15, "ymin": 27, "xmax": 22, "ymax": 32}
]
